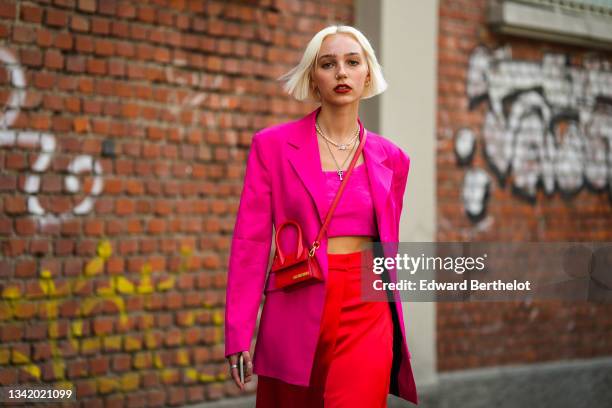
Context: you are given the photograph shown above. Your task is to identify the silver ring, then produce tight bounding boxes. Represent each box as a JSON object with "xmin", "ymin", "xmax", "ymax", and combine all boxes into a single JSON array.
[{"xmin": 230, "ymin": 364, "xmax": 238, "ymax": 369}]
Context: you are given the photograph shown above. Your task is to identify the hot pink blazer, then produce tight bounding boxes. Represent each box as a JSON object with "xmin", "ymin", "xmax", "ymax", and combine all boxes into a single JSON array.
[{"xmin": 224, "ymin": 106, "xmax": 418, "ymax": 405}]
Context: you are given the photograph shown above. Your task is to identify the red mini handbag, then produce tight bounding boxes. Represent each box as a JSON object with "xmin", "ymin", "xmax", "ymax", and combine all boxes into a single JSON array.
[{"xmin": 268, "ymin": 128, "xmax": 368, "ymax": 291}]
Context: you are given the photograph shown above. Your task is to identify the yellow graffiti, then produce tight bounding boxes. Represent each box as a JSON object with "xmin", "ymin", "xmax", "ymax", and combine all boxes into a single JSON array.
[
  {"xmin": 177, "ymin": 349, "xmax": 190, "ymax": 366},
  {"xmin": 85, "ymin": 257, "xmax": 104, "ymax": 276},
  {"xmin": 116, "ymin": 277, "xmax": 135, "ymax": 294},
  {"xmin": 212, "ymin": 311, "xmax": 224, "ymax": 326},
  {"xmin": 1, "ymin": 239, "xmax": 225, "ymax": 388},
  {"xmin": 71, "ymin": 319, "xmax": 83, "ymax": 337},
  {"xmin": 158, "ymin": 276, "xmax": 175, "ymax": 291},
  {"xmin": 22, "ymin": 364, "xmax": 41, "ymax": 379},
  {"xmin": 12, "ymin": 350, "xmax": 29, "ymax": 364},
  {"xmin": 97, "ymin": 239, "xmax": 112, "ymax": 259},
  {"xmin": 137, "ymin": 264, "xmax": 154, "ymax": 294},
  {"xmin": 2, "ymin": 286, "xmax": 21, "ymax": 299}
]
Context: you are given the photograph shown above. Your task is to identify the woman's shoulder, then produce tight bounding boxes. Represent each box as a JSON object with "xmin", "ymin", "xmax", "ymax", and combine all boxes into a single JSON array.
[{"xmin": 367, "ymin": 131, "xmax": 410, "ymax": 167}]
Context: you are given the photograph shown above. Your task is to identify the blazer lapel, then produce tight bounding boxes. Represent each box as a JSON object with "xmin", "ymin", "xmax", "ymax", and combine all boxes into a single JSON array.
[
  {"xmin": 363, "ymin": 131, "xmax": 393, "ymax": 241},
  {"xmin": 287, "ymin": 107, "xmax": 329, "ymax": 225}
]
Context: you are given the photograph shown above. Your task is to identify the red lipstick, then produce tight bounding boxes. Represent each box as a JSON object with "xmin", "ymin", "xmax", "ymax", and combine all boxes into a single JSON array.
[{"xmin": 334, "ymin": 84, "xmax": 352, "ymax": 93}]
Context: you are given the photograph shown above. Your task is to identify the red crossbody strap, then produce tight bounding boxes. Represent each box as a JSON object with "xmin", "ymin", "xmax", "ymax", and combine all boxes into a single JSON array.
[{"xmin": 308, "ymin": 125, "xmax": 368, "ymax": 257}]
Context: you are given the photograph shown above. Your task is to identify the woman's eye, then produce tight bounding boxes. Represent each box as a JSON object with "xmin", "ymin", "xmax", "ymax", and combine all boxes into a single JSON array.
[{"xmin": 321, "ymin": 60, "xmax": 359, "ymax": 69}]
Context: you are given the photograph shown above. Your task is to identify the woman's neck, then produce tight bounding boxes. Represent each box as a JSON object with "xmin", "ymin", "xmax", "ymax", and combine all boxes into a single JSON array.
[{"xmin": 316, "ymin": 103, "xmax": 360, "ymax": 143}]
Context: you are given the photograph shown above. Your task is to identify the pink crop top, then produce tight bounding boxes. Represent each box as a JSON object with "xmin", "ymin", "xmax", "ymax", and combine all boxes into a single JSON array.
[{"xmin": 323, "ymin": 163, "xmax": 378, "ymax": 238}]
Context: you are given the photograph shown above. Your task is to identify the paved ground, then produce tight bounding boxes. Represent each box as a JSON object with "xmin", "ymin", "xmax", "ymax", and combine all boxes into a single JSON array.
[{"xmin": 189, "ymin": 356, "xmax": 612, "ymax": 408}]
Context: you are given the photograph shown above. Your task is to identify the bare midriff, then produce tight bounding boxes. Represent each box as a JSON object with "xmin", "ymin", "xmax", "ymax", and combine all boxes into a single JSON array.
[{"xmin": 327, "ymin": 235, "xmax": 373, "ymax": 254}]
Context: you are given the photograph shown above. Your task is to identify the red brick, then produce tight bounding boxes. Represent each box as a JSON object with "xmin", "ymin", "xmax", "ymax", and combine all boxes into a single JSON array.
[
  {"xmin": 106, "ymin": 257, "xmax": 124, "ymax": 274},
  {"xmin": 0, "ymin": 260, "xmax": 9, "ymax": 278},
  {"xmin": 0, "ymin": 174, "xmax": 16, "ymax": 191},
  {"xmin": 15, "ymin": 217, "xmax": 37, "ymax": 236},
  {"xmin": 112, "ymin": 354, "xmax": 131, "ymax": 372},
  {"xmin": 39, "ymin": 361, "xmax": 66, "ymax": 381},
  {"xmin": 0, "ymin": 323, "xmax": 23, "ymax": 342},
  {"xmin": 5, "ymin": 152, "xmax": 26, "ymax": 170},
  {"xmin": 32, "ymin": 342, "xmax": 52, "ymax": 360},
  {"xmin": 99, "ymin": 1, "xmax": 116, "ymax": 15},
  {"xmin": 44, "ymin": 49, "xmax": 64, "ymax": 69},
  {"xmin": 54, "ymin": 32, "xmax": 73, "ymax": 50},
  {"xmin": 84, "ymin": 219, "xmax": 104, "ymax": 236},
  {"xmin": 74, "ymin": 378, "xmax": 96, "ymax": 398},
  {"xmin": 0, "ymin": 367, "xmax": 18, "ymax": 385},
  {"xmin": 0, "ymin": 217, "xmax": 13, "ymax": 235},
  {"xmin": 0, "ymin": 1, "xmax": 16, "ymax": 19},
  {"xmin": 75, "ymin": 35, "xmax": 94, "ymax": 53},
  {"xmin": 75, "ymin": 239, "xmax": 97, "ymax": 256},
  {"xmin": 95, "ymin": 38, "xmax": 114, "ymax": 56},
  {"xmin": 2, "ymin": 238, "xmax": 26, "ymax": 256},
  {"xmin": 115, "ymin": 198, "xmax": 134, "ymax": 215},
  {"xmin": 187, "ymin": 385, "xmax": 206, "ymax": 404},
  {"xmin": 30, "ymin": 239, "xmax": 49, "ymax": 255},
  {"xmin": 61, "ymin": 219, "xmax": 81, "ymax": 235},
  {"xmin": 89, "ymin": 356, "xmax": 109, "ymax": 375},
  {"xmin": 168, "ymin": 387, "xmax": 186, "ymax": 406},
  {"xmin": 54, "ymin": 239, "xmax": 74, "ymax": 256},
  {"xmin": 13, "ymin": 26, "xmax": 36, "ymax": 44},
  {"xmin": 67, "ymin": 359, "xmax": 88, "ymax": 379},
  {"xmin": 93, "ymin": 318, "xmax": 114, "ymax": 335},
  {"xmin": 46, "ymin": 9, "xmax": 68, "ymax": 27},
  {"xmin": 40, "ymin": 174, "xmax": 62, "ymax": 193},
  {"xmin": 87, "ymin": 58, "xmax": 106, "ymax": 74},
  {"xmin": 78, "ymin": 0, "xmax": 97, "ymax": 13},
  {"xmin": 71, "ymin": 15, "xmax": 90, "ymax": 32},
  {"xmin": 24, "ymin": 322, "xmax": 48, "ymax": 341},
  {"xmin": 14, "ymin": 259, "xmax": 36, "ymax": 278},
  {"xmin": 62, "ymin": 258, "xmax": 82, "ymax": 276}
]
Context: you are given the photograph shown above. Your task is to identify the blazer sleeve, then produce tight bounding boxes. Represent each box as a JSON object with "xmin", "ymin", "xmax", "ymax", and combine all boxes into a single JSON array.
[
  {"xmin": 393, "ymin": 148, "xmax": 411, "ymax": 221},
  {"xmin": 225, "ymin": 132, "xmax": 273, "ymax": 357}
]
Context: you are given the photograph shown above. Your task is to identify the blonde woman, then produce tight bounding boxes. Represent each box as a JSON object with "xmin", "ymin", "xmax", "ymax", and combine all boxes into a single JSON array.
[{"xmin": 224, "ymin": 25, "xmax": 418, "ymax": 407}]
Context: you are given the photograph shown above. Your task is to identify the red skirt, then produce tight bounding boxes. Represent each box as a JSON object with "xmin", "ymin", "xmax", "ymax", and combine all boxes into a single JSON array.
[{"xmin": 256, "ymin": 250, "xmax": 394, "ymax": 408}]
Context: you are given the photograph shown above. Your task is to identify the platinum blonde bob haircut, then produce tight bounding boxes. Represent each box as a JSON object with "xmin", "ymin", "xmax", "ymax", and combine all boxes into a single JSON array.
[{"xmin": 277, "ymin": 25, "xmax": 387, "ymax": 101}]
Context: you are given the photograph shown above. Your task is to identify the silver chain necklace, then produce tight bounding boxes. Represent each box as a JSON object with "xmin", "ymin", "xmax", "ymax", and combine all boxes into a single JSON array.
[{"xmin": 322, "ymin": 134, "xmax": 357, "ymax": 181}]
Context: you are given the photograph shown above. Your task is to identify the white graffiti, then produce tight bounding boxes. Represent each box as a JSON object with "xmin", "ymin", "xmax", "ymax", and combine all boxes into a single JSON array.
[
  {"xmin": 456, "ymin": 45, "xmax": 612, "ymax": 220},
  {"xmin": 0, "ymin": 48, "xmax": 104, "ymax": 221}
]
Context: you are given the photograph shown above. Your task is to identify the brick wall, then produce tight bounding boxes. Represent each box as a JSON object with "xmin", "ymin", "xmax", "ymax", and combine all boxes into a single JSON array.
[
  {"xmin": 437, "ymin": 0, "xmax": 612, "ymax": 371},
  {"xmin": 0, "ymin": 0, "xmax": 353, "ymax": 405}
]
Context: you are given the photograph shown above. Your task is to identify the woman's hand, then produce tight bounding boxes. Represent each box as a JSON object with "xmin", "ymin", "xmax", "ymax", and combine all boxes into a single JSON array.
[{"xmin": 227, "ymin": 351, "xmax": 253, "ymax": 391}]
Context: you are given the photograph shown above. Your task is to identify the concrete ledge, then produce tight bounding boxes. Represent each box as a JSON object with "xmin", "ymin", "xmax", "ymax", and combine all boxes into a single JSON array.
[
  {"xmin": 488, "ymin": 0, "xmax": 612, "ymax": 50},
  {"xmin": 416, "ymin": 356, "xmax": 612, "ymax": 408}
]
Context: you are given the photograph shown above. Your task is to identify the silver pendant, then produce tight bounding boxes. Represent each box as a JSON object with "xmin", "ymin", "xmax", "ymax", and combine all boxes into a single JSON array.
[
  {"xmin": 337, "ymin": 170, "xmax": 343, "ymax": 181},
  {"xmin": 338, "ymin": 144, "xmax": 348, "ymax": 150}
]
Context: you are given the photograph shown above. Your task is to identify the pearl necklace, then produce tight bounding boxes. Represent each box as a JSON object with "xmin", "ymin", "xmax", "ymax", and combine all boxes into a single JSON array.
[{"xmin": 315, "ymin": 120, "xmax": 360, "ymax": 151}]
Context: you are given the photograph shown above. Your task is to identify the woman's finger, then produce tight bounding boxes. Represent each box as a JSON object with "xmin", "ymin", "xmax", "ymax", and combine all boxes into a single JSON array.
[
  {"xmin": 242, "ymin": 351, "xmax": 254, "ymax": 382},
  {"xmin": 227, "ymin": 353, "xmax": 244, "ymax": 390},
  {"xmin": 230, "ymin": 365, "xmax": 244, "ymax": 390}
]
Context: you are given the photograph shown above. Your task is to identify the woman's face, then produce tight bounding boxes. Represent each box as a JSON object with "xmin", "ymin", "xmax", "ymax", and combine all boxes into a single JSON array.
[{"xmin": 310, "ymin": 33, "xmax": 370, "ymax": 105}]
